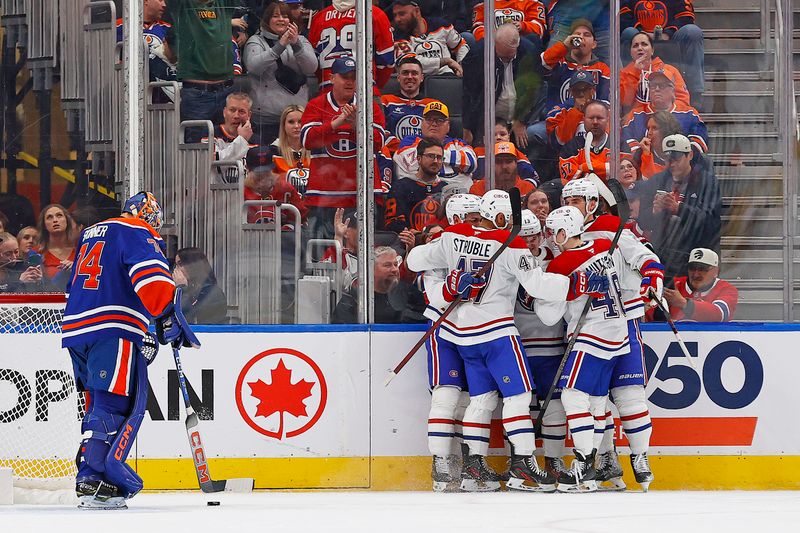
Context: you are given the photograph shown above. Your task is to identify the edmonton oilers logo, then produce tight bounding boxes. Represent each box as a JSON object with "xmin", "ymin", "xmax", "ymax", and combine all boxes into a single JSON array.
[
  {"xmin": 413, "ymin": 40, "xmax": 445, "ymax": 58},
  {"xmin": 396, "ymin": 114, "xmax": 424, "ymax": 139}
]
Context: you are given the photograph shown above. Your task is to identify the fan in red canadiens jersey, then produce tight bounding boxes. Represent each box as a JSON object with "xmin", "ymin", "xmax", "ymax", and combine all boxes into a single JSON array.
[{"xmin": 62, "ymin": 192, "xmax": 198, "ymax": 509}]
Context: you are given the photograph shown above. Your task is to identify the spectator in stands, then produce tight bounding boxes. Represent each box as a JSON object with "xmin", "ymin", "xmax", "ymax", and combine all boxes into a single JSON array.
[
  {"xmin": 0, "ymin": 210, "xmax": 8, "ymax": 233},
  {"xmin": 470, "ymin": 0, "xmax": 546, "ymax": 48},
  {"xmin": 525, "ymin": 188, "xmax": 551, "ymax": 227},
  {"xmin": 473, "ymin": 118, "xmax": 538, "ymax": 182},
  {"xmin": 558, "ymin": 99, "xmax": 610, "ymax": 184},
  {"xmin": 168, "ymin": 0, "xmax": 242, "ymax": 142},
  {"xmin": 630, "ymin": 109, "xmax": 683, "ymax": 179},
  {"xmin": 634, "ymin": 134, "xmax": 721, "ymax": 280},
  {"xmin": 393, "ymin": 101, "xmax": 476, "ymax": 194},
  {"xmin": 622, "ymin": 70, "xmax": 708, "ymax": 154},
  {"xmin": 271, "ymin": 104, "xmax": 310, "ymax": 196},
  {"xmin": 244, "ymin": 1, "xmax": 317, "ymax": 144},
  {"xmin": 301, "ymin": 57, "xmax": 386, "ymax": 239},
  {"xmin": 173, "ymin": 247, "xmax": 228, "ymax": 324},
  {"xmin": 462, "ymin": 24, "xmax": 540, "ymax": 148},
  {"xmin": 470, "ymin": 142, "xmax": 537, "ymax": 196},
  {"xmin": 37, "ymin": 204, "xmax": 77, "ymax": 290},
  {"xmin": 621, "ymin": 32, "xmax": 690, "ymax": 115},
  {"xmin": 660, "ymin": 248, "xmax": 738, "ymax": 322},
  {"xmin": 72, "ymin": 206, "xmax": 103, "ymax": 233},
  {"xmin": 381, "ymin": 56, "xmax": 435, "ymax": 153},
  {"xmin": 385, "ymin": 138, "xmax": 447, "ymax": 233},
  {"xmin": 619, "ymin": 154, "xmax": 642, "ymax": 189},
  {"xmin": 546, "ymin": 70, "xmax": 597, "ymax": 149},
  {"xmin": 308, "ymin": 0, "xmax": 395, "ymax": 92},
  {"xmin": 380, "ymin": 0, "xmax": 475, "ymax": 34},
  {"xmin": 332, "ymin": 246, "xmax": 405, "ymax": 324},
  {"xmin": 322, "ymin": 208, "xmax": 359, "ymax": 291},
  {"xmin": 16, "ymin": 226, "xmax": 39, "ymax": 255},
  {"xmin": 391, "ymin": 0, "xmax": 469, "ymax": 76},
  {"xmin": 243, "ymin": 146, "xmax": 307, "ymax": 226},
  {"xmin": 546, "ymin": 0, "xmax": 610, "ymax": 63},
  {"xmin": 204, "ymin": 92, "xmax": 258, "ymax": 183},
  {"xmin": 620, "ymin": 0, "xmax": 704, "ymax": 106},
  {"xmin": 0, "ymin": 232, "xmax": 25, "ymax": 293},
  {"xmin": 283, "ymin": 0, "xmax": 311, "ymax": 36}
]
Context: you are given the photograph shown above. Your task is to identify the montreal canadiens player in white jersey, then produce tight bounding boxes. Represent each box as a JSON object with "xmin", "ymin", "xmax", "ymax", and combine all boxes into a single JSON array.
[
  {"xmin": 562, "ymin": 178, "xmax": 663, "ymax": 491},
  {"xmin": 512, "ymin": 210, "xmax": 571, "ymax": 480},
  {"xmin": 420, "ymin": 193, "xmax": 484, "ymax": 492},
  {"xmin": 407, "ymin": 190, "xmax": 608, "ymax": 492},
  {"xmin": 536, "ymin": 205, "xmax": 630, "ymax": 493}
]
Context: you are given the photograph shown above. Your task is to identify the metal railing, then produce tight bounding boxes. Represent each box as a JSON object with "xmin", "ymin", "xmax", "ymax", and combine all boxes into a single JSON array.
[
  {"xmin": 144, "ymin": 81, "xmax": 181, "ymax": 225},
  {"xmin": 207, "ymin": 162, "xmax": 242, "ymax": 322},
  {"xmin": 23, "ymin": 0, "xmax": 56, "ymax": 90},
  {"xmin": 59, "ymin": 0, "xmax": 88, "ymax": 132},
  {"xmin": 82, "ymin": 1, "xmax": 116, "ymax": 153},
  {"xmin": 176, "ymin": 120, "xmax": 215, "ymax": 251},
  {"xmin": 0, "ymin": 0, "xmax": 28, "ymax": 48}
]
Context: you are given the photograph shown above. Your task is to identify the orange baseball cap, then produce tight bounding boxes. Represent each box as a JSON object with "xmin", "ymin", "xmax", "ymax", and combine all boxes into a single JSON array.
[{"xmin": 494, "ymin": 141, "xmax": 516, "ymax": 156}]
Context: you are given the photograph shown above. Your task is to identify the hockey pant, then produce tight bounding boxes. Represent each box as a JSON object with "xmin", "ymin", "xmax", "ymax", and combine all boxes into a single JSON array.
[
  {"xmin": 462, "ymin": 391, "xmax": 537, "ymax": 456},
  {"xmin": 428, "ymin": 386, "xmax": 469, "ymax": 457},
  {"xmin": 78, "ymin": 349, "xmax": 148, "ymax": 498}
]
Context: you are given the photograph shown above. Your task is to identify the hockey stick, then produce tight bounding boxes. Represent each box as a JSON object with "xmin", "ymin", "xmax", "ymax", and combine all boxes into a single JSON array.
[
  {"xmin": 384, "ymin": 187, "xmax": 523, "ymax": 387},
  {"xmin": 534, "ymin": 178, "xmax": 629, "ymax": 435},
  {"xmin": 644, "ymin": 287, "xmax": 697, "ymax": 369},
  {"xmin": 172, "ymin": 345, "xmax": 255, "ymax": 493},
  {"xmin": 584, "ymin": 131, "xmax": 594, "ymax": 173}
]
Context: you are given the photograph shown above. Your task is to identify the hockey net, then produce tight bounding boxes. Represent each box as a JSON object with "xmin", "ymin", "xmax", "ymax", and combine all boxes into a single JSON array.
[{"xmin": 0, "ymin": 294, "xmax": 83, "ymax": 504}]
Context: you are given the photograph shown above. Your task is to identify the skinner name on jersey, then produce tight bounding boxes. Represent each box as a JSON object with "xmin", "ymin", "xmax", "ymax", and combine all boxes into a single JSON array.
[
  {"xmin": 82, "ymin": 224, "xmax": 109, "ymax": 240},
  {"xmin": 452, "ymin": 237, "xmax": 492, "ymax": 258}
]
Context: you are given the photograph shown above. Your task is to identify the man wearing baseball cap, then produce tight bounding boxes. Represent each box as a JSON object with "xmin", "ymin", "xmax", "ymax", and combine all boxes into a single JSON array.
[
  {"xmin": 546, "ymin": 70, "xmax": 598, "ymax": 147},
  {"xmin": 469, "ymin": 142, "xmax": 536, "ymax": 196},
  {"xmin": 633, "ymin": 133, "xmax": 721, "ymax": 280},
  {"xmin": 659, "ymin": 248, "xmax": 739, "ymax": 322}
]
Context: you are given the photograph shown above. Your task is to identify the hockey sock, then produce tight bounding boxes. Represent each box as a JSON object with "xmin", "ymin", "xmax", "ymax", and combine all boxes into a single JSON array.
[
  {"xmin": 597, "ymin": 401, "xmax": 616, "ymax": 455},
  {"xmin": 454, "ymin": 391, "xmax": 470, "ymax": 445},
  {"xmin": 502, "ymin": 392, "xmax": 536, "ymax": 456},
  {"xmin": 560, "ymin": 388, "xmax": 594, "ymax": 456},
  {"xmin": 428, "ymin": 386, "xmax": 462, "ymax": 457},
  {"xmin": 78, "ymin": 389, "xmax": 132, "ymax": 481},
  {"xmin": 612, "ymin": 385, "xmax": 652, "ymax": 454},
  {"xmin": 541, "ymin": 398, "xmax": 566, "ymax": 458},
  {"xmin": 590, "ymin": 395, "xmax": 609, "ymax": 451},
  {"xmin": 462, "ymin": 391, "xmax": 498, "ymax": 456}
]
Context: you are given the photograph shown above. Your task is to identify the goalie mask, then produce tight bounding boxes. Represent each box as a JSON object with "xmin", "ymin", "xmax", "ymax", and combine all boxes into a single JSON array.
[
  {"xmin": 546, "ymin": 206, "xmax": 584, "ymax": 247},
  {"xmin": 561, "ymin": 178, "xmax": 599, "ymax": 217},
  {"xmin": 479, "ymin": 190, "xmax": 513, "ymax": 229},
  {"xmin": 123, "ymin": 191, "xmax": 164, "ymax": 231},
  {"xmin": 519, "ymin": 209, "xmax": 541, "ymax": 237},
  {"xmin": 446, "ymin": 193, "xmax": 481, "ymax": 225}
]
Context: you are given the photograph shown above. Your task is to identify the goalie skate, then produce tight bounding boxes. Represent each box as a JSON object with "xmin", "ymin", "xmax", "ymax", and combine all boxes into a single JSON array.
[
  {"xmin": 460, "ymin": 454, "xmax": 501, "ymax": 492},
  {"xmin": 506, "ymin": 455, "xmax": 556, "ymax": 492},
  {"xmin": 76, "ymin": 480, "xmax": 127, "ymax": 510},
  {"xmin": 595, "ymin": 450, "xmax": 626, "ymax": 491},
  {"xmin": 556, "ymin": 450, "xmax": 598, "ymax": 493},
  {"xmin": 631, "ymin": 453, "xmax": 654, "ymax": 492}
]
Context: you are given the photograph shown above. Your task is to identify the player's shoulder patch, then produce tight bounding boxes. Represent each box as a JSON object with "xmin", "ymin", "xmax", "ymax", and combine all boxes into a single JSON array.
[{"xmin": 518, "ymin": 253, "xmax": 533, "ymax": 272}]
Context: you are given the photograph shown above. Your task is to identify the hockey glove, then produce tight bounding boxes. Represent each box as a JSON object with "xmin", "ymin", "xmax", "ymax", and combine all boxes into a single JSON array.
[
  {"xmin": 567, "ymin": 271, "xmax": 609, "ymax": 301},
  {"xmin": 443, "ymin": 269, "xmax": 487, "ymax": 302},
  {"xmin": 639, "ymin": 260, "xmax": 665, "ymax": 303},
  {"xmin": 155, "ymin": 287, "xmax": 202, "ymax": 349}
]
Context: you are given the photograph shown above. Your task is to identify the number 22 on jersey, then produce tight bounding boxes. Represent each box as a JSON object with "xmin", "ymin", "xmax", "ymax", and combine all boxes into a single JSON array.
[{"xmin": 73, "ymin": 241, "xmax": 105, "ymax": 290}]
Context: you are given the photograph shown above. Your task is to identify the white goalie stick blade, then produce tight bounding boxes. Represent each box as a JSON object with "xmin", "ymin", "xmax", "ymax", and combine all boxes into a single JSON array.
[{"xmin": 222, "ymin": 478, "xmax": 255, "ymax": 493}]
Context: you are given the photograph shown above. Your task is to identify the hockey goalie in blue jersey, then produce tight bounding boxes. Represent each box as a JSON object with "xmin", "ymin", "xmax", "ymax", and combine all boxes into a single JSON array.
[{"xmin": 63, "ymin": 192, "xmax": 198, "ymax": 510}]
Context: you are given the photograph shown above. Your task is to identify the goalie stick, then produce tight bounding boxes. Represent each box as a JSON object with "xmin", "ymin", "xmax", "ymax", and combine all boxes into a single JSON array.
[
  {"xmin": 384, "ymin": 187, "xmax": 523, "ymax": 387},
  {"xmin": 172, "ymin": 345, "xmax": 254, "ymax": 493},
  {"xmin": 534, "ymin": 178, "xmax": 629, "ymax": 435}
]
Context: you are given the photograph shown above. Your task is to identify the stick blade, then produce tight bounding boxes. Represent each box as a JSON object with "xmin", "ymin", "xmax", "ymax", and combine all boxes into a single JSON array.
[
  {"xmin": 223, "ymin": 478, "xmax": 255, "ymax": 493},
  {"xmin": 384, "ymin": 370, "xmax": 397, "ymax": 388}
]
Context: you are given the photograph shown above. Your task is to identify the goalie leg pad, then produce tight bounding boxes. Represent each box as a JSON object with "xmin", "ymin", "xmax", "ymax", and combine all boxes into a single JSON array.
[
  {"xmin": 77, "ymin": 390, "xmax": 131, "ymax": 481},
  {"xmin": 462, "ymin": 391, "xmax": 498, "ymax": 456},
  {"xmin": 428, "ymin": 386, "xmax": 462, "ymax": 457},
  {"xmin": 502, "ymin": 392, "xmax": 536, "ymax": 456},
  {"xmin": 611, "ymin": 385, "xmax": 652, "ymax": 454}
]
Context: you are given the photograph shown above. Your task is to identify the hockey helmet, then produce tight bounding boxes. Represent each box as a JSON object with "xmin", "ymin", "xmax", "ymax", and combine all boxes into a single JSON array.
[
  {"xmin": 479, "ymin": 189, "xmax": 513, "ymax": 229},
  {"xmin": 546, "ymin": 206, "xmax": 584, "ymax": 246},
  {"xmin": 519, "ymin": 209, "xmax": 541, "ymax": 237},
  {"xmin": 123, "ymin": 191, "xmax": 164, "ymax": 230},
  {"xmin": 446, "ymin": 193, "xmax": 481, "ymax": 225},
  {"xmin": 562, "ymin": 177, "xmax": 600, "ymax": 215}
]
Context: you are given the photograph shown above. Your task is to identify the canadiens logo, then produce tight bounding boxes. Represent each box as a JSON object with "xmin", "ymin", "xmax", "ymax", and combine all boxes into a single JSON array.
[
  {"xmin": 396, "ymin": 114, "xmax": 424, "ymax": 139},
  {"xmin": 449, "ymin": 370, "xmax": 459, "ymax": 378},
  {"xmin": 516, "ymin": 286, "xmax": 535, "ymax": 311},
  {"xmin": 326, "ymin": 139, "xmax": 357, "ymax": 158}
]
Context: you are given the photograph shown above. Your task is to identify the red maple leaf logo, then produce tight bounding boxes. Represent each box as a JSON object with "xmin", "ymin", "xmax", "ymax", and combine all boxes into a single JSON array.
[{"xmin": 248, "ymin": 359, "xmax": 315, "ymax": 439}]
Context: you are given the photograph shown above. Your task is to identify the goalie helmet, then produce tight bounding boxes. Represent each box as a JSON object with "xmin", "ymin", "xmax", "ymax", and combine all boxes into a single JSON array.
[
  {"xmin": 562, "ymin": 177, "xmax": 600, "ymax": 215},
  {"xmin": 519, "ymin": 209, "xmax": 541, "ymax": 237},
  {"xmin": 546, "ymin": 206, "xmax": 584, "ymax": 246},
  {"xmin": 479, "ymin": 189, "xmax": 513, "ymax": 229},
  {"xmin": 446, "ymin": 193, "xmax": 481, "ymax": 225},
  {"xmin": 123, "ymin": 191, "xmax": 164, "ymax": 230}
]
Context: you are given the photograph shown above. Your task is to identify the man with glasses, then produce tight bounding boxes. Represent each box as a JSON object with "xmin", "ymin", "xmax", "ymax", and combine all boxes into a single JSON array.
[
  {"xmin": 658, "ymin": 248, "xmax": 738, "ymax": 322},
  {"xmin": 469, "ymin": 142, "xmax": 536, "ymax": 196},
  {"xmin": 385, "ymin": 138, "xmax": 447, "ymax": 232},
  {"xmin": 633, "ymin": 133, "xmax": 721, "ymax": 280}
]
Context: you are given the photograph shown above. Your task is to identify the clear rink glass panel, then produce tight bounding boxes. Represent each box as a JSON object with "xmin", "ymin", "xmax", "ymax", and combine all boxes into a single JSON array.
[{"xmin": 0, "ymin": 0, "xmax": 796, "ymax": 322}]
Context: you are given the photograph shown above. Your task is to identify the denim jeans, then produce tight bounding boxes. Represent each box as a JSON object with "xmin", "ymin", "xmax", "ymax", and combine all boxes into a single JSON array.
[{"xmin": 180, "ymin": 84, "xmax": 234, "ymax": 143}]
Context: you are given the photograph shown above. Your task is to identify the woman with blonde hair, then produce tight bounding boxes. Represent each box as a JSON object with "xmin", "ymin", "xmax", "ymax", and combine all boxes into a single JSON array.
[{"xmin": 271, "ymin": 104, "xmax": 310, "ymax": 196}]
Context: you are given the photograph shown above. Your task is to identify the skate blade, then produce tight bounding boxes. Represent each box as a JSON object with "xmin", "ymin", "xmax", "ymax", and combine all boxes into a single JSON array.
[
  {"xmin": 78, "ymin": 496, "xmax": 127, "ymax": 510},
  {"xmin": 505, "ymin": 477, "xmax": 556, "ymax": 493},
  {"xmin": 433, "ymin": 481, "xmax": 460, "ymax": 493},
  {"xmin": 556, "ymin": 480, "xmax": 598, "ymax": 493},
  {"xmin": 597, "ymin": 478, "xmax": 627, "ymax": 492},
  {"xmin": 639, "ymin": 480, "xmax": 651, "ymax": 492},
  {"xmin": 460, "ymin": 479, "xmax": 501, "ymax": 492}
]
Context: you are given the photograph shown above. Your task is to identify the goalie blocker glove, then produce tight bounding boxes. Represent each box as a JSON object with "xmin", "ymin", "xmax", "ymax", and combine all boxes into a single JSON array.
[{"xmin": 156, "ymin": 287, "xmax": 202, "ymax": 349}]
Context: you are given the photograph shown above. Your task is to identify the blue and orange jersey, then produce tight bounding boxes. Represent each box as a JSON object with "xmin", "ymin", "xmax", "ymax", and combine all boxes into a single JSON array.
[
  {"xmin": 622, "ymin": 101, "xmax": 708, "ymax": 153},
  {"xmin": 62, "ymin": 217, "xmax": 175, "ymax": 348},
  {"xmin": 380, "ymin": 93, "xmax": 436, "ymax": 154}
]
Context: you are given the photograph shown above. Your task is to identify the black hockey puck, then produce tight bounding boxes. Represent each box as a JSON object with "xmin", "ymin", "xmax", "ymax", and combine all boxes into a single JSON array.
[{"xmin": 207, "ymin": 501, "xmax": 221, "ymax": 506}]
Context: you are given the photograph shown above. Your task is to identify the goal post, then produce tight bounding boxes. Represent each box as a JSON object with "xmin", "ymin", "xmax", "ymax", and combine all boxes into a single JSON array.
[{"xmin": 0, "ymin": 293, "xmax": 82, "ymax": 504}]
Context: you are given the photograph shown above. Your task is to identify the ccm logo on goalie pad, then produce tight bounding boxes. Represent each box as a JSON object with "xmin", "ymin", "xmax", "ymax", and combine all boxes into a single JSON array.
[
  {"xmin": 113, "ymin": 423, "xmax": 134, "ymax": 461},
  {"xmin": 191, "ymin": 431, "xmax": 211, "ymax": 483}
]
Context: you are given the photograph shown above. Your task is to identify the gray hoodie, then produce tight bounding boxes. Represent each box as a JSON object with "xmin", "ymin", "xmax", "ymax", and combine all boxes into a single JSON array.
[{"xmin": 243, "ymin": 29, "xmax": 318, "ymax": 124}]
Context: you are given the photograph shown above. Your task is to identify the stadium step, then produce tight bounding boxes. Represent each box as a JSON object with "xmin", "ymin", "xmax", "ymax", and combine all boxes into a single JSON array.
[
  {"xmin": 705, "ymin": 49, "xmax": 773, "ymax": 73},
  {"xmin": 709, "ymin": 131, "xmax": 780, "ymax": 154}
]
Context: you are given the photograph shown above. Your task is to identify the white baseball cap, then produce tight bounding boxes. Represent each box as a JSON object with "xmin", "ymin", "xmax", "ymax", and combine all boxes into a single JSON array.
[
  {"xmin": 688, "ymin": 248, "xmax": 718, "ymax": 267},
  {"xmin": 662, "ymin": 134, "xmax": 692, "ymax": 154}
]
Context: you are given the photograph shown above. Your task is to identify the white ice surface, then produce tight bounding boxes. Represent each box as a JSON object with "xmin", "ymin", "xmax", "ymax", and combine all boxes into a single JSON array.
[{"xmin": 2, "ymin": 491, "xmax": 799, "ymax": 533}]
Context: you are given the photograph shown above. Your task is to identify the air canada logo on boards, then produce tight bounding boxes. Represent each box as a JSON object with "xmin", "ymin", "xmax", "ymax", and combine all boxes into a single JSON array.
[{"xmin": 235, "ymin": 348, "xmax": 328, "ymax": 439}]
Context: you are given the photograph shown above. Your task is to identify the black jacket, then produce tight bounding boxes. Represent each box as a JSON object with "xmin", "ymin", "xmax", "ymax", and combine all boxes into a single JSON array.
[{"xmin": 181, "ymin": 282, "xmax": 229, "ymax": 324}]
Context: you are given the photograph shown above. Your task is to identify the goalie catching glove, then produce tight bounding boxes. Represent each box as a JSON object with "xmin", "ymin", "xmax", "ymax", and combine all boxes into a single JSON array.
[
  {"xmin": 443, "ymin": 269, "xmax": 487, "ymax": 302},
  {"xmin": 567, "ymin": 271, "xmax": 609, "ymax": 301},
  {"xmin": 639, "ymin": 260, "xmax": 665, "ymax": 304},
  {"xmin": 156, "ymin": 287, "xmax": 202, "ymax": 349}
]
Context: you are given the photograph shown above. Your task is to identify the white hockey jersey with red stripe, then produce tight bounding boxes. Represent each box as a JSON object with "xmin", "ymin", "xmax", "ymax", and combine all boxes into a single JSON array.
[
  {"xmin": 514, "ymin": 246, "xmax": 567, "ymax": 357},
  {"xmin": 582, "ymin": 214, "xmax": 659, "ymax": 319},
  {"xmin": 536, "ymin": 239, "xmax": 630, "ymax": 358},
  {"xmin": 406, "ymin": 223, "xmax": 570, "ymax": 345}
]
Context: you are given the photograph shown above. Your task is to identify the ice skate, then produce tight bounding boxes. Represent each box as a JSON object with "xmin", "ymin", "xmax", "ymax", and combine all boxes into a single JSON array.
[
  {"xmin": 432, "ymin": 455, "xmax": 460, "ymax": 492},
  {"xmin": 595, "ymin": 449, "xmax": 626, "ymax": 491},
  {"xmin": 556, "ymin": 449, "xmax": 598, "ymax": 493},
  {"xmin": 76, "ymin": 480, "xmax": 127, "ymax": 510},
  {"xmin": 506, "ymin": 455, "xmax": 556, "ymax": 492},
  {"xmin": 631, "ymin": 452, "xmax": 654, "ymax": 492},
  {"xmin": 460, "ymin": 454, "xmax": 502, "ymax": 492},
  {"xmin": 545, "ymin": 456, "xmax": 570, "ymax": 479}
]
